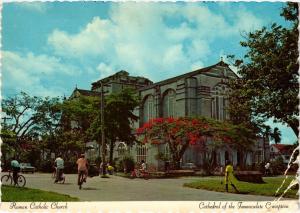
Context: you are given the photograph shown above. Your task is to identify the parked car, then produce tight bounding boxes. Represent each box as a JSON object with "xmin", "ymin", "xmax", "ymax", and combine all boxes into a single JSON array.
[
  {"xmin": 182, "ymin": 162, "xmax": 196, "ymax": 170},
  {"xmin": 88, "ymin": 164, "xmax": 99, "ymax": 177},
  {"xmin": 20, "ymin": 163, "xmax": 36, "ymax": 173}
]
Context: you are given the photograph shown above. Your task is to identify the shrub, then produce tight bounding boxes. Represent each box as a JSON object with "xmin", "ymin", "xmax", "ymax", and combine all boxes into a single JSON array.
[
  {"xmin": 39, "ymin": 160, "xmax": 53, "ymax": 173},
  {"xmin": 270, "ymin": 157, "xmax": 286, "ymax": 175},
  {"xmin": 116, "ymin": 160, "xmax": 124, "ymax": 172},
  {"xmin": 255, "ymin": 162, "xmax": 265, "ymax": 173},
  {"xmin": 63, "ymin": 161, "xmax": 77, "ymax": 174},
  {"xmin": 95, "ymin": 157, "xmax": 101, "ymax": 167},
  {"xmin": 121, "ymin": 155, "xmax": 135, "ymax": 173}
]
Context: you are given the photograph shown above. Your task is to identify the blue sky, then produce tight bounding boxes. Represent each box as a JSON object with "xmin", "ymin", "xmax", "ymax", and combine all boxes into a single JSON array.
[{"xmin": 2, "ymin": 1, "xmax": 297, "ymax": 144}]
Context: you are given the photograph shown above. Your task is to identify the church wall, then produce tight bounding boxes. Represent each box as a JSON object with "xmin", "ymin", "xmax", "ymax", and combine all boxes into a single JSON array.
[
  {"xmin": 174, "ymin": 79, "xmax": 186, "ymax": 117},
  {"xmin": 186, "ymin": 77, "xmax": 198, "ymax": 117}
]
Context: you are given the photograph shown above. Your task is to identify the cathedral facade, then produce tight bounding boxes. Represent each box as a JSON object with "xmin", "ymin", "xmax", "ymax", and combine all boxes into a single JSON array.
[{"xmin": 71, "ymin": 61, "xmax": 269, "ymax": 171}]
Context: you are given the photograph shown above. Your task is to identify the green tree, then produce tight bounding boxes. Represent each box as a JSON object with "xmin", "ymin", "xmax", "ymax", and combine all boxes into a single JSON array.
[
  {"xmin": 271, "ymin": 127, "xmax": 282, "ymax": 144},
  {"xmin": 1, "ymin": 92, "xmax": 61, "ymax": 158},
  {"xmin": 229, "ymin": 3, "xmax": 298, "ymax": 136},
  {"xmin": 55, "ymin": 95, "xmax": 100, "ymax": 158},
  {"xmin": 59, "ymin": 88, "xmax": 139, "ymax": 164},
  {"xmin": 88, "ymin": 88, "xmax": 139, "ymax": 163}
]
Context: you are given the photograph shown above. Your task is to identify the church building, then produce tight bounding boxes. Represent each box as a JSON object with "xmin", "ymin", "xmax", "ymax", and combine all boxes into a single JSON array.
[{"xmin": 70, "ymin": 61, "xmax": 269, "ymax": 171}]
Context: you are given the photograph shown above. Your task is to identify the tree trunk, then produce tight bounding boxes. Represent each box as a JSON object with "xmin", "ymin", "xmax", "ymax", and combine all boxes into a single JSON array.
[
  {"xmin": 289, "ymin": 120, "xmax": 299, "ymax": 137},
  {"xmin": 242, "ymin": 151, "xmax": 248, "ymax": 170},
  {"xmin": 170, "ymin": 140, "xmax": 190, "ymax": 170}
]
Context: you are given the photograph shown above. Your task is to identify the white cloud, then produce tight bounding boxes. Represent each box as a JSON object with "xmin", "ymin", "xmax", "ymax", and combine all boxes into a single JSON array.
[
  {"xmin": 48, "ymin": 17, "xmax": 114, "ymax": 59},
  {"xmin": 2, "ymin": 51, "xmax": 80, "ymax": 97},
  {"xmin": 96, "ymin": 62, "xmax": 115, "ymax": 79},
  {"xmin": 191, "ymin": 61, "xmax": 205, "ymax": 71},
  {"xmin": 17, "ymin": 2, "xmax": 48, "ymax": 13},
  {"xmin": 47, "ymin": 3, "xmax": 265, "ymax": 81},
  {"xmin": 235, "ymin": 10, "xmax": 264, "ymax": 33}
]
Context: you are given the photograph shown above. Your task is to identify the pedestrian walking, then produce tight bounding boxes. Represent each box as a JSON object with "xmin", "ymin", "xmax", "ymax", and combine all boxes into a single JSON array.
[
  {"xmin": 265, "ymin": 162, "xmax": 271, "ymax": 176},
  {"xmin": 224, "ymin": 160, "xmax": 239, "ymax": 193}
]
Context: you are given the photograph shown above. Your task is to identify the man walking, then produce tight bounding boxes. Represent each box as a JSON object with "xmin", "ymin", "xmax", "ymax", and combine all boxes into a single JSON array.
[
  {"xmin": 224, "ymin": 160, "xmax": 239, "ymax": 193},
  {"xmin": 265, "ymin": 162, "xmax": 271, "ymax": 176}
]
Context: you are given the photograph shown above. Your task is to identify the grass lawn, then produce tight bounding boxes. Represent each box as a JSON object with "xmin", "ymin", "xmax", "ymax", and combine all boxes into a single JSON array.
[
  {"xmin": 183, "ymin": 176, "xmax": 298, "ymax": 199},
  {"xmin": 1, "ymin": 185, "xmax": 79, "ymax": 202}
]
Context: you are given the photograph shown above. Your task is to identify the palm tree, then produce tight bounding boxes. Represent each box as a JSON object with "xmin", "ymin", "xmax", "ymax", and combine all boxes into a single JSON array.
[
  {"xmin": 262, "ymin": 126, "xmax": 272, "ymax": 163},
  {"xmin": 271, "ymin": 127, "xmax": 282, "ymax": 144}
]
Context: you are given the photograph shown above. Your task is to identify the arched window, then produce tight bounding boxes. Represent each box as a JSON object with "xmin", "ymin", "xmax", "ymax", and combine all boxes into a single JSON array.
[
  {"xmin": 136, "ymin": 144, "xmax": 147, "ymax": 163},
  {"xmin": 117, "ymin": 142, "xmax": 127, "ymax": 156},
  {"xmin": 143, "ymin": 95, "xmax": 154, "ymax": 123},
  {"xmin": 225, "ymin": 151, "xmax": 229, "ymax": 164},
  {"xmin": 212, "ymin": 84, "xmax": 229, "ymax": 120},
  {"xmin": 162, "ymin": 89, "xmax": 176, "ymax": 118},
  {"xmin": 165, "ymin": 143, "xmax": 171, "ymax": 160}
]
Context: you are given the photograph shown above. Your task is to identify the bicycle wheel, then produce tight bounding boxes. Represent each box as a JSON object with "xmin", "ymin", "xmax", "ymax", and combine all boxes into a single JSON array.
[
  {"xmin": 61, "ymin": 175, "xmax": 65, "ymax": 184},
  {"xmin": 78, "ymin": 173, "xmax": 83, "ymax": 189},
  {"xmin": 143, "ymin": 172, "xmax": 149, "ymax": 180},
  {"xmin": 17, "ymin": 175, "xmax": 26, "ymax": 187},
  {"xmin": 1, "ymin": 175, "xmax": 12, "ymax": 185}
]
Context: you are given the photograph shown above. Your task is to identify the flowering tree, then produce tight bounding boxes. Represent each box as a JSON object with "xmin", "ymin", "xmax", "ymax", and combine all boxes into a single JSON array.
[{"xmin": 136, "ymin": 117, "xmax": 254, "ymax": 170}]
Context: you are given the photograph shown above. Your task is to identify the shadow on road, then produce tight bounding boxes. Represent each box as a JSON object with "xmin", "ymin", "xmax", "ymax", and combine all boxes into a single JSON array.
[{"xmin": 82, "ymin": 187, "xmax": 98, "ymax": 190}]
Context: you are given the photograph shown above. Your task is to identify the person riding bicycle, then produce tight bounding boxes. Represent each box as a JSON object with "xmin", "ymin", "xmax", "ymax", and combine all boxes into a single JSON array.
[
  {"xmin": 140, "ymin": 160, "xmax": 147, "ymax": 173},
  {"xmin": 76, "ymin": 153, "xmax": 89, "ymax": 189},
  {"xmin": 54, "ymin": 154, "xmax": 64, "ymax": 183},
  {"xmin": 10, "ymin": 157, "xmax": 20, "ymax": 186}
]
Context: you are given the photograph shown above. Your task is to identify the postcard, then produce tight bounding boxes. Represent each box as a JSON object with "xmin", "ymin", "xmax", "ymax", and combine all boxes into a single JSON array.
[{"xmin": 1, "ymin": 1, "xmax": 299, "ymax": 212}]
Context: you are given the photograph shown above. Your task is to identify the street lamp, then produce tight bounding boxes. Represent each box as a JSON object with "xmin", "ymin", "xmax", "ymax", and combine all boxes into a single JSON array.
[{"xmin": 100, "ymin": 81, "xmax": 106, "ymax": 176}]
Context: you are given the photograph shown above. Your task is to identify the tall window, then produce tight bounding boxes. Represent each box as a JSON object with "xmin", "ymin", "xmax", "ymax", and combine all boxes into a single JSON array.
[
  {"xmin": 136, "ymin": 144, "xmax": 147, "ymax": 163},
  {"xmin": 143, "ymin": 95, "xmax": 154, "ymax": 123},
  {"xmin": 165, "ymin": 144, "xmax": 171, "ymax": 160},
  {"xmin": 163, "ymin": 89, "xmax": 176, "ymax": 118},
  {"xmin": 255, "ymin": 150, "xmax": 262, "ymax": 164},
  {"xmin": 117, "ymin": 142, "xmax": 127, "ymax": 156},
  {"xmin": 212, "ymin": 84, "xmax": 229, "ymax": 120}
]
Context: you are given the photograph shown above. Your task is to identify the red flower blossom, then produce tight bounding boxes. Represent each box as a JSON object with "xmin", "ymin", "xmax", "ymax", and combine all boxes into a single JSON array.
[
  {"xmin": 136, "ymin": 127, "xmax": 144, "ymax": 135},
  {"xmin": 152, "ymin": 140, "xmax": 160, "ymax": 144},
  {"xmin": 192, "ymin": 119, "xmax": 199, "ymax": 125},
  {"xmin": 153, "ymin": 118, "xmax": 164, "ymax": 123},
  {"xmin": 166, "ymin": 117, "xmax": 175, "ymax": 123},
  {"xmin": 143, "ymin": 122, "xmax": 152, "ymax": 129}
]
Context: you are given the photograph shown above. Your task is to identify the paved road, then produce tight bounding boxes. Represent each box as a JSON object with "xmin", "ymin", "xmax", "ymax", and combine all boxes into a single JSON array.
[{"xmin": 1, "ymin": 173, "xmax": 284, "ymax": 201}]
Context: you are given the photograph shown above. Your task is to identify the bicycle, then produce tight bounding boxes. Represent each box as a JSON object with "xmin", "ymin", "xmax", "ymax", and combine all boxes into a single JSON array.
[
  {"xmin": 78, "ymin": 171, "xmax": 86, "ymax": 189},
  {"xmin": 130, "ymin": 169, "xmax": 150, "ymax": 180},
  {"xmin": 1, "ymin": 170, "xmax": 26, "ymax": 187},
  {"xmin": 54, "ymin": 168, "xmax": 65, "ymax": 184}
]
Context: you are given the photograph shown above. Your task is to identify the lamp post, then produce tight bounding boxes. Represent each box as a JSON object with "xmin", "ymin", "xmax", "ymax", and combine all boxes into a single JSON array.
[{"xmin": 100, "ymin": 81, "xmax": 106, "ymax": 176}]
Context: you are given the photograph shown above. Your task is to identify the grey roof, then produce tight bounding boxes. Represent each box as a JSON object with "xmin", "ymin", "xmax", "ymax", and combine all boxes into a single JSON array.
[
  {"xmin": 70, "ymin": 88, "xmax": 101, "ymax": 98},
  {"xmin": 139, "ymin": 61, "xmax": 236, "ymax": 91},
  {"xmin": 91, "ymin": 70, "xmax": 153, "ymax": 87}
]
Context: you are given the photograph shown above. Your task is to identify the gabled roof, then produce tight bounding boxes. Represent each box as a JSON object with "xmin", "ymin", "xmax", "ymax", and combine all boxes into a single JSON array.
[
  {"xmin": 139, "ymin": 61, "xmax": 237, "ymax": 91},
  {"xmin": 70, "ymin": 88, "xmax": 101, "ymax": 99},
  {"xmin": 91, "ymin": 70, "xmax": 153, "ymax": 87},
  {"xmin": 271, "ymin": 144, "xmax": 294, "ymax": 154}
]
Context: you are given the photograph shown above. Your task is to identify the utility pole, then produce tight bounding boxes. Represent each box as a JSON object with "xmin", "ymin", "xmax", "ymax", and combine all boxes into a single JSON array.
[{"xmin": 100, "ymin": 81, "xmax": 106, "ymax": 176}]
